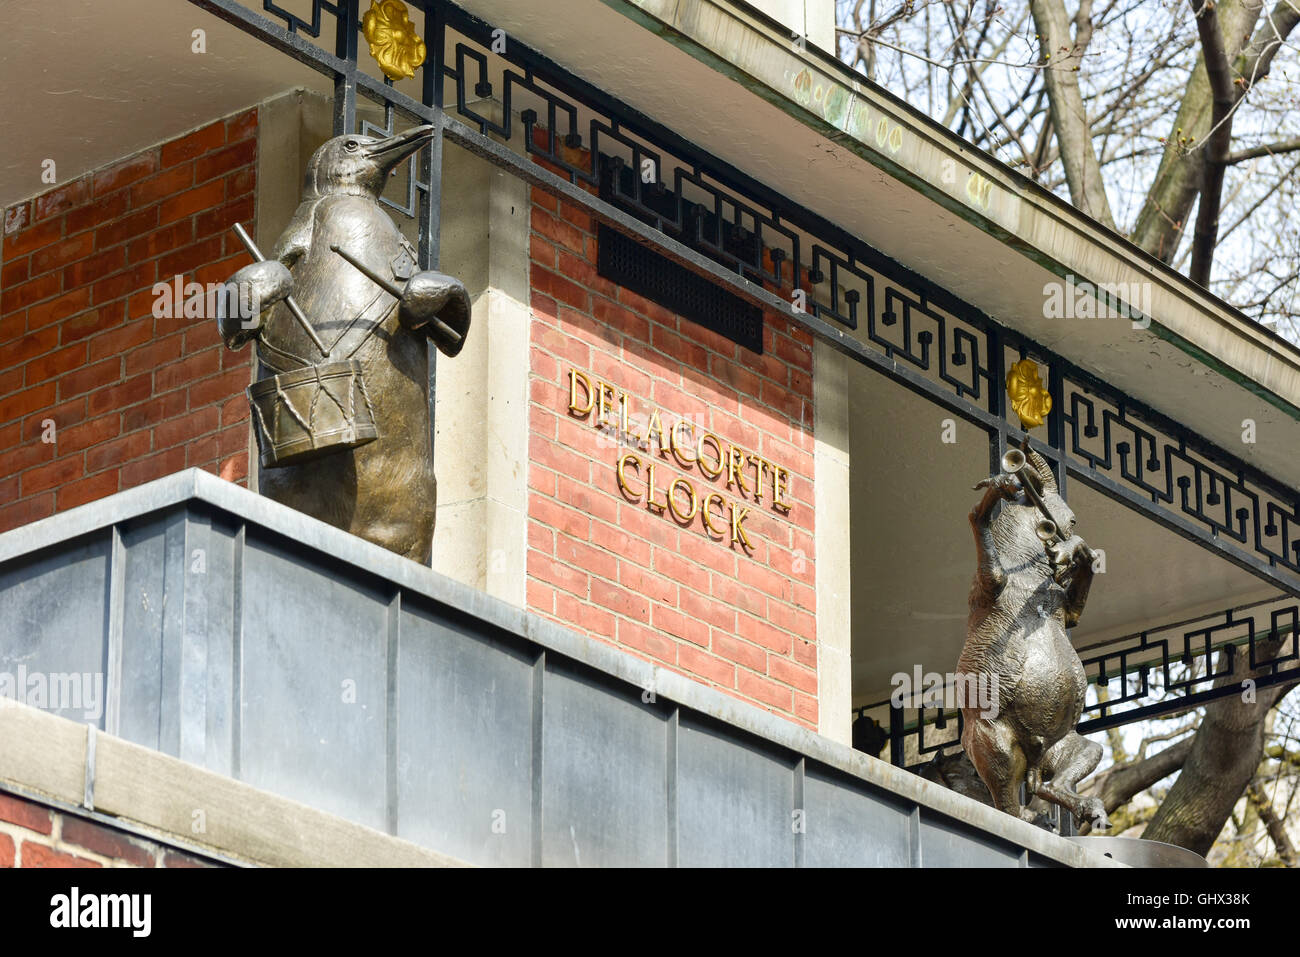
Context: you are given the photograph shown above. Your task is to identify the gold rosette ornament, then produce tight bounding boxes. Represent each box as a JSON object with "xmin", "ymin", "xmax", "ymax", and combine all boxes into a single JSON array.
[
  {"xmin": 1006, "ymin": 358, "xmax": 1052, "ymax": 430},
  {"xmin": 362, "ymin": 0, "xmax": 427, "ymax": 81}
]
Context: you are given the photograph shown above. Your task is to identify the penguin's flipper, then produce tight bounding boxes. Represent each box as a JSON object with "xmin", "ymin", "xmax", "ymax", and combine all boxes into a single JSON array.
[
  {"xmin": 399, "ymin": 271, "xmax": 472, "ymax": 357},
  {"xmin": 218, "ymin": 260, "xmax": 293, "ymax": 349},
  {"xmin": 431, "ymin": 276, "xmax": 472, "ymax": 359},
  {"xmin": 270, "ymin": 198, "xmax": 317, "ymax": 269}
]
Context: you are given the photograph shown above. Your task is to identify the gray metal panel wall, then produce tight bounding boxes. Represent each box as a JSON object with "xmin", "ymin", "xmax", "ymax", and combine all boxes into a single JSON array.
[
  {"xmin": 396, "ymin": 596, "xmax": 537, "ymax": 866},
  {"xmin": 0, "ymin": 483, "xmax": 1099, "ymax": 868},
  {"xmin": 0, "ymin": 534, "xmax": 109, "ymax": 727}
]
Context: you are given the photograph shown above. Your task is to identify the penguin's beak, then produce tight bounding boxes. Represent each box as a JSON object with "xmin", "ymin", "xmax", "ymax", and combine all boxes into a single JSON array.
[{"xmin": 365, "ymin": 124, "xmax": 436, "ymax": 173}]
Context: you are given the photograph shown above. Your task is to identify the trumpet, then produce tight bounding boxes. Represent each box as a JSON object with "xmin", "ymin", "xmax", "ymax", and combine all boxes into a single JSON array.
[{"xmin": 1001, "ymin": 448, "xmax": 1062, "ymax": 544}]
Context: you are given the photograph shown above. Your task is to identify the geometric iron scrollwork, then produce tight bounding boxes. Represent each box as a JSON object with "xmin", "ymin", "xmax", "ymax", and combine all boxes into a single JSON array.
[
  {"xmin": 261, "ymin": 0, "xmax": 342, "ymax": 38},
  {"xmin": 1063, "ymin": 380, "xmax": 1300, "ymax": 576}
]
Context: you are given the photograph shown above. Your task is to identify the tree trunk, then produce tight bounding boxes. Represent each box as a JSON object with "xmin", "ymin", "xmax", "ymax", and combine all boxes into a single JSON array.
[
  {"xmin": 1130, "ymin": 0, "xmax": 1265, "ymax": 261},
  {"xmin": 1187, "ymin": 0, "xmax": 1236, "ymax": 285},
  {"xmin": 1027, "ymin": 0, "xmax": 1116, "ymax": 230},
  {"xmin": 1141, "ymin": 639, "xmax": 1296, "ymax": 855}
]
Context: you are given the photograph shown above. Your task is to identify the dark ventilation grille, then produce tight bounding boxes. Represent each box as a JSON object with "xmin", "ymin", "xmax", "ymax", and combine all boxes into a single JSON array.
[
  {"xmin": 596, "ymin": 227, "xmax": 764, "ymax": 355},
  {"xmin": 595, "ymin": 156, "xmax": 763, "ymax": 354}
]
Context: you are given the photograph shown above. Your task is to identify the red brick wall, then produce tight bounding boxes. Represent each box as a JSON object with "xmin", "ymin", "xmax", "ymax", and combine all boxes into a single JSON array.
[
  {"xmin": 0, "ymin": 789, "xmax": 217, "ymax": 868},
  {"xmin": 0, "ymin": 110, "xmax": 258, "ymax": 533},
  {"xmin": 527, "ymin": 188, "xmax": 819, "ymax": 729}
]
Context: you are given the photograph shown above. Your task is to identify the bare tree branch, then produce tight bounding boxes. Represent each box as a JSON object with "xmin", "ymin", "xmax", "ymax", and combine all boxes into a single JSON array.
[
  {"xmin": 1228, "ymin": 136, "xmax": 1300, "ymax": 163},
  {"xmin": 1094, "ymin": 737, "xmax": 1194, "ymax": 814},
  {"xmin": 1246, "ymin": 780, "xmax": 1298, "ymax": 865},
  {"xmin": 1143, "ymin": 639, "xmax": 1299, "ymax": 855}
]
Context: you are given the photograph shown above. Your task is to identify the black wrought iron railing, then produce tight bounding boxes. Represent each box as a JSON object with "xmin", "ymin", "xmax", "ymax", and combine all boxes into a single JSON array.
[{"xmin": 869, "ymin": 594, "xmax": 1300, "ymax": 769}]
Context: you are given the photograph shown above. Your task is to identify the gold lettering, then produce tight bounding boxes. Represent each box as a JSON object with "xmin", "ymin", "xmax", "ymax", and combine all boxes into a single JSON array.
[
  {"xmin": 617, "ymin": 453, "xmax": 642, "ymax": 500},
  {"xmin": 595, "ymin": 381, "xmax": 617, "ymax": 428},
  {"xmin": 645, "ymin": 463, "xmax": 668, "ymax": 512},
  {"xmin": 773, "ymin": 466, "xmax": 793, "ymax": 513},
  {"xmin": 697, "ymin": 433, "xmax": 725, "ymax": 480},
  {"xmin": 702, "ymin": 493, "xmax": 728, "ymax": 538},
  {"xmin": 568, "ymin": 368, "xmax": 594, "ymax": 416},
  {"xmin": 619, "ymin": 394, "xmax": 643, "ymax": 444},
  {"xmin": 729, "ymin": 503, "xmax": 753, "ymax": 550},
  {"xmin": 571, "ymin": 373, "xmax": 777, "ymax": 549},
  {"xmin": 645, "ymin": 409, "xmax": 667, "ymax": 456},
  {"xmin": 727, "ymin": 447, "xmax": 751, "ymax": 495},
  {"xmin": 669, "ymin": 419, "xmax": 697, "ymax": 468},
  {"xmin": 750, "ymin": 455, "xmax": 769, "ymax": 502},
  {"xmin": 667, "ymin": 478, "xmax": 698, "ymax": 523}
]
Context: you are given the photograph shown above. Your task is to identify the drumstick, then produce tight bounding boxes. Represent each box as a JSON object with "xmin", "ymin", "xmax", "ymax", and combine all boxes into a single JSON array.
[
  {"xmin": 231, "ymin": 222, "xmax": 329, "ymax": 357},
  {"xmin": 329, "ymin": 243, "xmax": 463, "ymax": 346}
]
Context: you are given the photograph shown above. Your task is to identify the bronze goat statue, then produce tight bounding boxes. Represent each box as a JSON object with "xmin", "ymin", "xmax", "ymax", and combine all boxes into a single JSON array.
[{"xmin": 956, "ymin": 438, "xmax": 1109, "ymax": 830}]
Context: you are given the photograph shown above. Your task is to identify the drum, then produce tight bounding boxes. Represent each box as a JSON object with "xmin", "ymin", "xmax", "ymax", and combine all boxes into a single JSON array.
[{"xmin": 247, "ymin": 359, "xmax": 378, "ymax": 469}]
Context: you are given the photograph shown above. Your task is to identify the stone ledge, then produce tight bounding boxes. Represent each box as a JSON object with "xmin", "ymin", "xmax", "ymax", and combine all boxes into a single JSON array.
[{"xmin": 0, "ymin": 700, "xmax": 469, "ymax": 868}]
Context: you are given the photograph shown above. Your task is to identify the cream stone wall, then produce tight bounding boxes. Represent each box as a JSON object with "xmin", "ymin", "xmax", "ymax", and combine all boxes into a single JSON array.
[
  {"xmin": 431, "ymin": 143, "xmax": 531, "ymax": 606},
  {"xmin": 814, "ymin": 338, "xmax": 852, "ymax": 745}
]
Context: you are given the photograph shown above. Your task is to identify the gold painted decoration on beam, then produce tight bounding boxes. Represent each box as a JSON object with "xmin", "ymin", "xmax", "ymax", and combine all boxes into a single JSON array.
[
  {"xmin": 362, "ymin": 0, "xmax": 427, "ymax": 81},
  {"xmin": 1006, "ymin": 358, "xmax": 1052, "ymax": 430}
]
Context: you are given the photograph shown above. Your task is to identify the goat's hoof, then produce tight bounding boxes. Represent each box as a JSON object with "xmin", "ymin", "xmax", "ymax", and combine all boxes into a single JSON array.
[{"xmin": 1080, "ymin": 798, "xmax": 1109, "ymax": 830}]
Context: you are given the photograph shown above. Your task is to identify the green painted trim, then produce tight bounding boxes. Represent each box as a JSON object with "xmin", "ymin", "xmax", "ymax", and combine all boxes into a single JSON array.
[
  {"xmin": 1148, "ymin": 323, "xmax": 1300, "ymax": 421},
  {"xmin": 599, "ymin": 0, "xmax": 1300, "ymax": 426}
]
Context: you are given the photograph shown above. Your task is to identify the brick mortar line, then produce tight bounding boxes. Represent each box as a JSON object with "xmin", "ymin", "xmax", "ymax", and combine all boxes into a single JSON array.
[
  {"xmin": 527, "ymin": 476, "xmax": 818, "ymax": 566},
  {"xmin": 14, "ymin": 179, "xmax": 256, "ymax": 284},
  {"xmin": 525, "ymin": 501, "xmax": 811, "ymax": 590},
  {"xmin": 526, "ymin": 578, "xmax": 812, "ymax": 670},
  {"xmin": 526, "ymin": 606, "xmax": 816, "ymax": 724},
  {"xmin": 521, "ymin": 568, "xmax": 818, "ymax": 680},
  {"xmin": 527, "ymin": 590, "xmax": 824, "ymax": 710},
  {"xmin": 1, "ymin": 242, "xmax": 259, "ymax": 376},
  {"xmin": 529, "ymin": 508, "xmax": 813, "ymax": 593},
  {"xmin": 528, "ymin": 414, "xmax": 816, "ymax": 483},
  {"xmin": 527, "ymin": 376, "xmax": 813, "ymax": 454},
  {"xmin": 5, "ymin": 108, "xmax": 255, "ymax": 208},
  {"xmin": 529, "ymin": 280, "xmax": 815, "ymax": 398},
  {"xmin": 13, "ymin": 420, "xmax": 246, "ymax": 486},
  {"xmin": 525, "ymin": 208, "xmax": 825, "ymax": 338},
  {"xmin": 528, "ymin": 505, "xmax": 804, "ymax": 580},
  {"xmin": 528, "ymin": 449, "xmax": 815, "ymax": 533},
  {"xmin": 528, "ymin": 250, "xmax": 816, "ymax": 354},
  {"xmin": 524, "ymin": 385, "xmax": 818, "ymax": 488},
  {"xmin": 524, "ymin": 203, "xmax": 823, "ymax": 722},
  {"xmin": 526, "ymin": 525, "xmax": 817, "ymax": 624},
  {"xmin": 3, "ymin": 188, "xmax": 255, "ymax": 320},
  {"xmin": 0, "ymin": 816, "xmax": 151, "ymax": 869},
  {"xmin": 1, "ymin": 122, "xmax": 257, "ymax": 515}
]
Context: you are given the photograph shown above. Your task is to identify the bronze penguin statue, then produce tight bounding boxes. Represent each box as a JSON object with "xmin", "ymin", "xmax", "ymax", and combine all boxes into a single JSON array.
[{"xmin": 217, "ymin": 125, "xmax": 470, "ymax": 564}]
